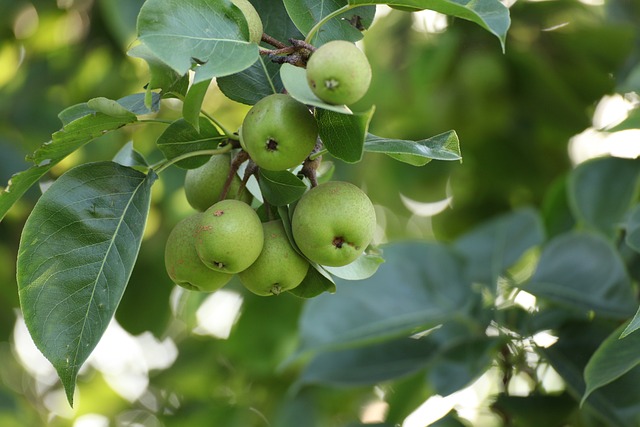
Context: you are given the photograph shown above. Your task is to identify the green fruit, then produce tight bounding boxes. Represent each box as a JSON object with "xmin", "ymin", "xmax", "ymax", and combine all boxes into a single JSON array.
[
  {"xmin": 195, "ymin": 199, "xmax": 264, "ymax": 273},
  {"xmin": 164, "ymin": 213, "xmax": 234, "ymax": 292},
  {"xmin": 292, "ymin": 181, "xmax": 376, "ymax": 267},
  {"xmin": 239, "ymin": 220, "xmax": 309, "ymax": 296},
  {"xmin": 306, "ymin": 40, "xmax": 372, "ymax": 105},
  {"xmin": 232, "ymin": 0, "xmax": 263, "ymax": 44},
  {"xmin": 184, "ymin": 153, "xmax": 252, "ymax": 212},
  {"xmin": 241, "ymin": 94, "xmax": 318, "ymax": 171}
]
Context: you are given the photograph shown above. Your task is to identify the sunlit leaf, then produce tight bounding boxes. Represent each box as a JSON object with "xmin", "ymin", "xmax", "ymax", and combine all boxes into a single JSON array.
[
  {"xmin": 17, "ymin": 162, "xmax": 156, "ymax": 405},
  {"xmin": 323, "ymin": 251, "xmax": 384, "ymax": 280},
  {"xmin": 316, "ymin": 107, "xmax": 375, "ymax": 163},
  {"xmin": 137, "ymin": 0, "xmax": 259, "ymax": 83}
]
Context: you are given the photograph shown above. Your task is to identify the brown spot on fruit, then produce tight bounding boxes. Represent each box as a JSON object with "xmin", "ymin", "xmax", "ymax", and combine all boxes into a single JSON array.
[
  {"xmin": 332, "ymin": 236, "xmax": 345, "ymax": 249},
  {"xmin": 266, "ymin": 138, "xmax": 278, "ymax": 151},
  {"xmin": 214, "ymin": 210, "xmax": 224, "ymax": 217}
]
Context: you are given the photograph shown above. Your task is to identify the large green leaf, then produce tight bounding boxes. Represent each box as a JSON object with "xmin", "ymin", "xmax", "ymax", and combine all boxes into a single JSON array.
[
  {"xmin": 347, "ymin": 0, "xmax": 510, "ymax": 51},
  {"xmin": 296, "ymin": 241, "xmax": 475, "ymax": 355},
  {"xmin": 316, "ymin": 107, "xmax": 374, "ymax": 163},
  {"xmin": 364, "ymin": 131, "xmax": 461, "ymax": 166},
  {"xmin": 156, "ymin": 118, "xmax": 226, "ymax": 169},
  {"xmin": 568, "ymin": 157, "xmax": 640, "ymax": 239},
  {"xmin": 0, "ymin": 95, "xmax": 152, "ymax": 222},
  {"xmin": 288, "ymin": 263, "xmax": 337, "ymax": 299},
  {"xmin": 217, "ymin": 57, "xmax": 282, "ymax": 105},
  {"xmin": 280, "ymin": 63, "xmax": 352, "ymax": 114},
  {"xmin": 583, "ymin": 321, "xmax": 640, "ymax": 404},
  {"xmin": 452, "ymin": 208, "xmax": 544, "ymax": 285},
  {"xmin": 17, "ymin": 162, "xmax": 156, "ymax": 406},
  {"xmin": 137, "ymin": 0, "xmax": 259, "ymax": 83},
  {"xmin": 525, "ymin": 232, "xmax": 637, "ymax": 319},
  {"xmin": 258, "ymin": 169, "xmax": 307, "ymax": 206},
  {"xmin": 283, "ymin": 0, "xmax": 376, "ymax": 45}
]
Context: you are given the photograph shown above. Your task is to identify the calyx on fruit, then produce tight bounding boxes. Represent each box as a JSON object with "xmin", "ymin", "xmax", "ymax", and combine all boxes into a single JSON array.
[
  {"xmin": 238, "ymin": 220, "xmax": 309, "ymax": 296},
  {"xmin": 164, "ymin": 213, "xmax": 234, "ymax": 292},
  {"xmin": 292, "ymin": 181, "xmax": 376, "ymax": 267},
  {"xmin": 306, "ymin": 40, "xmax": 372, "ymax": 105},
  {"xmin": 231, "ymin": 0, "xmax": 263, "ymax": 44},
  {"xmin": 241, "ymin": 94, "xmax": 318, "ymax": 171},
  {"xmin": 195, "ymin": 199, "xmax": 264, "ymax": 273},
  {"xmin": 184, "ymin": 153, "xmax": 251, "ymax": 211}
]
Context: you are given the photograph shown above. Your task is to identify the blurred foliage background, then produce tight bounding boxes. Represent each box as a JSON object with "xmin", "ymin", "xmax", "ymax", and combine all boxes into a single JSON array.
[{"xmin": 1, "ymin": 0, "xmax": 640, "ymax": 426}]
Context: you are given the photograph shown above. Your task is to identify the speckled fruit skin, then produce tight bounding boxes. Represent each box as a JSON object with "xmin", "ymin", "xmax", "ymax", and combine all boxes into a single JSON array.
[
  {"xmin": 241, "ymin": 94, "xmax": 318, "ymax": 171},
  {"xmin": 184, "ymin": 154, "xmax": 252, "ymax": 212},
  {"xmin": 194, "ymin": 199, "xmax": 264, "ymax": 274},
  {"xmin": 232, "ymin": 0, "xmax": 263, "ymax": 44},
  {"xmin": 306, "ymin": 40, "xmax": 372, "ymax": 105},
  {"xmin": 164, "ymin": 213, "xmax": 234, "ymax": 292},
  {"xmin": 239, "ymin": 220, "xmax": 309, "ymax": 296},
  {"xmin": 292, "ymin": 181, "xmax": 376, "ymax": 267}
]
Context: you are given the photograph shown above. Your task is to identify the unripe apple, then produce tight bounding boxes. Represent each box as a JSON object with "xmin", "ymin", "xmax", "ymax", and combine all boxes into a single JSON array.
[
  {"xmin": 241, "ymin": 94, "xmax": 318, "ymax": 171},
  {"xmin": 184, "ymin": 153, "xmax": 251, "ymax": 212},
  {"xmin": 239, "ymin": 220, "xmax": 309, "ymax": 296},
  {"xmin": 292, "ymin": 181, "xmax": 376, "ymax": 267},
  {"xmin": 164, "ymin": 213, "xmax": 234, "ymax": 292},
  {"xmin": 306, "ymin": 40, "xmax": 372, "ymax": 105},
  {"xmin": 195, "ymin": 199, "xmax": 264, "ymax": 273},
  {"xmin": 232, "ymin": 0, "xmax": 263, "ymax": 44}
]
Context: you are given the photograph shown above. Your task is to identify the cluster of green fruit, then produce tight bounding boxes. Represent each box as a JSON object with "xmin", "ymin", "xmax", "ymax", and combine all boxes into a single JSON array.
[{"xmin": 165, "ymin": 176, "xmax": 376, "ymax": 296}]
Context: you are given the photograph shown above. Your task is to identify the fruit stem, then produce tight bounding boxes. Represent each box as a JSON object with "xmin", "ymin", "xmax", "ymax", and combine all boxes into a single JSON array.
[
  {"xmin": 153, "ymin": 145, "xmax": 233, "ymax": 174},
  {"xmin": 220, "ymin": 150, "xmax": 250, "ymax": 201},
  {"xmin": 305, "ymin": 5, "xmax": 358, "ymax": 44},
  {"xmin": 308, "ymin": 149, "xmax": 328, "ymax": 161},
  {"xmin": 261, "ymin": 33, "xmax": 287, "ymax": 49},
  {"xmin": 237, "ymin": 160, "xmax": 258, "ymax": 201}
]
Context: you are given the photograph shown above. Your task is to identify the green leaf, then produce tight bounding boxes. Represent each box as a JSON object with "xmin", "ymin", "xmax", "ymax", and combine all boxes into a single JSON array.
[
  {"xmin": 250, "ymin": 0, "xmax": 303, "ymax": 42},
  {"xmin": 280, "ymin": 64, "xmax": 352, "ymax": 114},
  {"xmin": 297, "ymin": 336, "xmax": 437, "ymax": 387},
  {"xmin": 491, "ymin": 393, "xmax": 577, "ymax": 427},
  {"xmin": 452, "ymin": 207, "xmax": 545, "ymax": 285},
  {"xmin": 296, "ymin": 241, "xmax": 475, "ymax": 355},
  {"xmin": 218, "ymin": 57, "xmax": 282, "ymax": 105},
  {"xmin": 364, "ymin": 131, "xmax": 461, "ymax": 166},
  {"xmin": 347, "ymin": 0, "xmax": 511, "ymax": 51},
  {"xmin": 137, "ymin": 0, "xmax": 259, "ymax": 83},
  {"xmin": 0, "ymin": 165, "xmax": 54, "ymax": 222},
  {"xmin": 283, "ymin": 0, "xmax": 376, "ymax": 45},
  {"xmin": 323, "ymin": 251, "xmax": 384, "ymax": 280},
  {"xmin": 86, "ymin": 97, "xmax": 137, "ymax": 120},
  {"xmin": 156, "ymin": 118, "xmax": 225, "ymax": 169},
  {"xmin": 288, "ymin": 264, "xmax": 337, "ymax": 298},
  {"xmin": 568, "ymin": 157, "xmax": 640, "ymax": 239},
  {"xmin": 113, "ymin": 142, "xmax": 149, "ymax": 168},
  {"xmin": 258, "ymin": 169, "xmax": 308, "ymax": 206},
  {"xmin": 183, "ymin": 79, "xmax": 212, "ymax": 132},
  {"xmin": 316, "ymin": 107, "xmax": 374, "ymax": 163},
  {"xmin": 583, "ymin": 321, "xmax": 640, "ymax": 405},
  {"xmin": 127, "ymin": 43, "xmax": 189, "ymax": 97},
  {"xmin": 525, "ymin": 232, "xmax": 637, "ymax": 319},
  {"xmin": 17, "ymin": 161, "xmax": 156, "ymax": 406},
  {"xmin": 621, "ymin": 305, "xmax": 640, "ymax": 338},
  {"xmin": 625, "ymin": 204, "xmax": 640, "ymax": 254}
]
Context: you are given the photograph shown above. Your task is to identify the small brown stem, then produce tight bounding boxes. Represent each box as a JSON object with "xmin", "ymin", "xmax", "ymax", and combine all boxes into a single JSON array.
[
  {"xmin": 260, "ymin": 46, "xmax": 296, "ymax": 56},
  {"xmin": 261, "ymin": 33, "xmax": 287, "ymax": 49},
  {"xmin": 299, "ymin": 139, "xmax": 323, "ymax": 187},
  {"xmin": 219, "ymin": 150, "xmax": 250, "ymax": 201},
  {"xmin": 237, "ymin": 160, "xmax": 258, "ymax": 200},
  {"xmin": 290, "ymin": 38, "xmax": 316, "ymax": 53}
]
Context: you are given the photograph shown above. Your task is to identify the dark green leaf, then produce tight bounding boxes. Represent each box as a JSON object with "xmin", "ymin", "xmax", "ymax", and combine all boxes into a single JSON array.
[
  {"xmin": 288, "ymin": 264, "xmax": 336, "ymax": 299},
  {"xmin": 364, "ymin": 131, "xmax": 461, "ymax": 166},
  {"xmin": 0, "ymin": 164, "xmax": 54, "ymax": 222},
  {"xmin": 583, "ymin": 321, "xmax": 640, "ymax": 404},
  {"xmin": 250, "ymin": 0, "xmax": 303, "ymax": 43},
  {"xmin": 137, "ymin": 0, "xmax": 259, "ymax": 83},
  {"xmin": 218, "ymin": 57, "xmax": 282, "ymax": 105},
  {"xmin": 156, "ymin": 118, "xmax": 225, "ymax": 169},
  {"xmin": 296, "ymin": 242, "xmax": 475, "ymax": 355},
  {"xmin": 283, "ymin": 0, "xmax": 376, "ymax": 45},
  {"xmin": 348, "ymin": 0, "xmax": 510, "ymax": 51},
  {"xmin": 116, "ymin": 92, "xmax": 161, "ymax": 115},
  {"xmin": 127, "ymin": 43, "xmax": 189, "ymax": 97},
  {"xmin": 258, "ymin": 169, "xmax": 307, "ymax": 206},
  {"xmin": 491, "ymin": 393, "xmax": 577, "ymax": 427},
  {"xmin": 17, "ymin": 162, "xmax": 156, "ymax": 405},
  {"xmin": 298, "ymin": 336, "xmax": 437, "ymax": 387},
  {"xmin": 280, "ymin": 64, "xmax": 352, "ymax": 114},
  {"xmin": 183, "ymin": 79, "xmax": 212, "ymax": 132},
  {"xmin": 525, "ymin": 232, "xmax": 637, "ymax": 319},
  {"xmin": 624, "ymin": 203, "xmax": 640, "ymax": 254},
  {"xmin": 86, "ymin": 97, "xmax": 137, "ymax": 120},
  {"xmin": 316, "ymin": 107, "xmax": 374, "ymax": 163},
  {"xmin": 113, "ymin": 142, "xmax": 149, "ymax": 168},
  {"xmin": 452, "ymin": 207, "xmax": 544, "ymax": 285},
  {"xmin": 323, "ymin": 251, "xmax": 384, "ymax": 280},
  {"xmin": 568, "ymin": 157, "xmax": 640, "ymax": 238}
]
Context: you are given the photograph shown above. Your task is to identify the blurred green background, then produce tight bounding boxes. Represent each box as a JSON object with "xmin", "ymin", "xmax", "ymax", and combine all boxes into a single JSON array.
[{"xmin": 1, "ymin": 0, "xmax": 639, "ymax": 426}]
